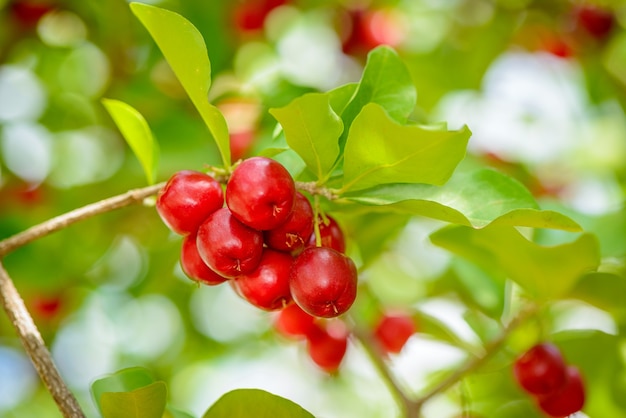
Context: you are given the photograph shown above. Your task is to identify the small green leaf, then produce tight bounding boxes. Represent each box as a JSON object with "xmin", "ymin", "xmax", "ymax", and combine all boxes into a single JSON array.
[
  {"xmin": 91, "ymin": 367, "xmax": 157, "ymax": 415},
  {"xmin": 130, "ymin": 2, "xmax": 230, "ymax": 168},
  {"xmin": 270, "ymin": 93, "xmax": 343, "ymax": 181},
  {"xmin": 102, "ymin": 99, "xmax": 158, "ymax": 185},
  {"xmin": 202, "ymin": 389, "xmax": 314, "ymax": 418},
  {"xmin": 340, "ymin": 46, "xmax": 416, "ymax": 147},
  {"xmin": 328, "ymin": 82, "xmax": 358, "ymax": 116},
  {"xmin": 101, "ymin": 382, "xmax": 167, "ymax": 418},
  {"xmin": 430, "ymin": 225, "xmax": 601, "ymax": 299},
  {"xmin": 341, "ymin": 168, "xmax": 581, "ymax": 231},
  {"xmin": 341, "ymin": 103, "xmax": 470, "ymax": 192}
]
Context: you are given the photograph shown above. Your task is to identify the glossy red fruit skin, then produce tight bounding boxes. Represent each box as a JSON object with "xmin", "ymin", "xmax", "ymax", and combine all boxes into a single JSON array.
[
  {"xmin": 234, "ymin": 249, "xmax": 293, "ymax": 311},
  {"xmin": 374, "ymin": 313, "xmax": 416, "ymax": 354},
  {"xmin": 156, "ymin": 171, "xmax": 224, "ymax": 236},
  {"xmin": 306, "ymin": 321, "xmax": 348, "ymax": 373},
  {"xmin": 196, "ymin": 207, "xmax": 264, "ymax": 278},
  {"xmin": 226, "ymin": 157, "xmax": 296, "ymax": 231},
  {"xmin": 537, "ymin": 366, "xmax": 585, "ymax": 417},
  {"xmin": 265, "ymin": 192, "xmax": 314, "ymax": 254},
  {"xmin": 180, "ymin": 234, "xmax": 228, "ymax": 285},
  {"xmin": 290, "ymin": 247, "xmax": 357, "ymax": 318},
  {"xmin": 306, "ymin": 215, "xmax": 346, "ymax": 253},
  {"xmin": 274, "ymin": 303, "xmax": 317, "ymax": 339},
  {"xmin": 576, "ymin": 5, "xmax": 614, "ymax": 40},
  {"xmin": 513, "ymin": 343, "xmax": 567, "ymax": 396}
]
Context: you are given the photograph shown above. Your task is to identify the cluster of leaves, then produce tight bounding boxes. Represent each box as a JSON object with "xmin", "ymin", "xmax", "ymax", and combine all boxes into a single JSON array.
[{"xmin": 81, "ymin": 3, "xmax": 626, "ymax": 417}]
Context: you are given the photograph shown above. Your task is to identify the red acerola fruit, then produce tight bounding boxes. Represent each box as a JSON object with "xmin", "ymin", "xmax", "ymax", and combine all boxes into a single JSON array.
[
  {"xmin": 274, "ymin": 302, "xmax": 317, "ymax": 339},
  {"xmin": 180, "ymin": 234, "xmax": 228, "ymax": 285},
  {"xmin": 226, "ymin": 157, "xmax": 296, "ymax": 230},
  {"xmin": 156, "ymin": 170, "xmax": 224, "ymax": 236},
  {"xmin": 232, "ymin": 0, "xmax": 287, "ymax": 32},
  {"xmin": 290, "ymin": 247, "xmax": 357, "ymax": 318},
  {"xmin": 537, "ymin": 366, "xmax": 585, "ymax": 417},
  {"xmin": 233, "ymin": 249, "xmax": 293, "ymax": 311},
  {"xmin": 307, "ymin": 214, "xmax": 346, "ymax": 253},
  {"xmin": 196, "ymin": 207, "xmax": 264, "ymax": 278},
  {"xmin": 575, "ymin": 4, "xmax": 615, "ymax": 40},
  {"xmin": 513, "ymin": 343, "xmax": 567, "ymax": 396},
  {"xmin": 373, "ymin": 312, "xmax": 416, "ymax": 354},
  {"xmin": 306, "ymin": 320, "xmax": 349, "ymax": 373},
  {"xmin": 265, "ymin": 192, "xmax": 314, "ymax": 254}
]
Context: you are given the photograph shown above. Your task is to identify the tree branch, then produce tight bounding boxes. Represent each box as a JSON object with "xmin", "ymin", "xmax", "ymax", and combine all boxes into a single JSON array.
[
  {"xmin": 0, "ymin": 182, "xmax": 165, "ymax": 256},
  {"xmin": 0, "ymin": 262, "xmax": 86, "ymax": 418}
]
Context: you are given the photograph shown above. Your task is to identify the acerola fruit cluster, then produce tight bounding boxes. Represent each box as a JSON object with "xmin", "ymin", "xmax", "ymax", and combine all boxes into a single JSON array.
[
  {"xmin": 274, "ymin": 305, "xmax": 416, "ymax": 372},
  {"xmin": 513, "ymin": 342, "xmax": 585, "ymax": 417},
  {"xmin": 156, "ymin": 156, "xmax": 358, "ymax": 319}
]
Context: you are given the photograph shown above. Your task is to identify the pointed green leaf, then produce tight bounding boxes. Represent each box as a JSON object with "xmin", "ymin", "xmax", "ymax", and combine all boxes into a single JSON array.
[
  {"xmin": 430, "ymin": 225, "xmax": 601, "ymax": 299},
  {"xmin": 203, "ymin": 389, "xmax": 314, "ymax": 418},
  {"xmin": 568, "ymin": 272, "xmax": 626, "ymax": 317},
  {"xmin": 270, "ymin": 93, "xmax": 342, "ymax": 181},
  {"xmin": 341, "ymin": 103, "xmax": 470, "ymax": 192},
  {"xmin": 328, "ymin": 82, "xmax": 358, "ymax": 116},
  {"xmin": 102, "ymin": 99, "xmax": 158, "ymax": 184},
  {"xmin": 341, "ymin": 168, "xmax": 581, "ymax": 231},
  {"xmin": 130, "ymin": 2, "xmax": 230, "ymax": 167},
  {"xmin": 101, "ymin": 382, "xmax": 167, "ymax": 418},
  {"xmin": 91, "ymin": 367, "xmax": 157, "ymax": 415},
  {"xmin": 340, "ymin": 46, "xmax": 416, "ymax": 142}
]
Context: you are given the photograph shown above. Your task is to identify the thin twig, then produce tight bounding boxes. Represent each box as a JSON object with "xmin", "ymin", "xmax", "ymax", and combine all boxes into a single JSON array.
[
  {"xmin": 0, "ymin": 262, "xmax": 86, "ymax": 418},
  {"xmin": 0, "ymin": 182, "xmax": 165, "ymax": 256},
  {"xmin": 353, "ymin": 327, "xmax": 420, "ymax": 418}
]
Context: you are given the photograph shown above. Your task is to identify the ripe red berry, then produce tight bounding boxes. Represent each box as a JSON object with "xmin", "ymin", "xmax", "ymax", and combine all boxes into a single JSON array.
[
  {"xmin": 575, "ymin": 4, "xmax": 614, "ymax": 40},
  {"xmin": 264, "ymin": 192, "xmax": 314, "ymax": 254},
  {"xmin": 180, "ymin": 234, "xmax": 228, "ymax": 285},
  {"xmin": 373, "ymin": 312, "xmax": 416, "ymax": 354},
  {"xmin": 196, "ymin": 207, "xmax": 264, "ymax": 278},
  {"xmin": 233, "ymin": 249, "xmax": 293, "ymax": 311},
  {"xmin": 537, "ymin": 366, "xmax": 585, "ymax": 417},
  {"xmin": 290, "ymin": 247, "xmax": 357, "ymax": 318},
  {"xmin": 307, "ymin": 215, "xmax": 346, "ymax": 253},
  {"xmin": 156, "ymin": 171, "xmax": 224, "ymax": 235},
  {"xmin": 274, "ymin": 303, "xmax": 317, "ymax": 339},
  {"xmin": 226, "ymin": 157, "xmax": 296, "ymax": 230},
  {"xmin": 513, "ymin": 343, "xmax": 567, "ymax": 396},
  {"xmin": 306, "ymin": 321, "xmax": 348, "ymax": 373}
]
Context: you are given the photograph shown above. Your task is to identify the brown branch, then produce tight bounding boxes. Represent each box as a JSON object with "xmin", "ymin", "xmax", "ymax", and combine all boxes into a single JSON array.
[
  {"xmin": 0, "ymin": 262, "xmax": 86, "ymax": 418},
  {"xmin": 0, "ymin": 182, "xmax": 165, "ymax": 256}
]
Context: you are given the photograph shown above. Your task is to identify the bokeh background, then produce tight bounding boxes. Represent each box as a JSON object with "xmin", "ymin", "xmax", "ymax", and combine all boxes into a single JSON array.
[{"xmin": 0, "ymin": 0, "xmax": 625, "ymax": 417}]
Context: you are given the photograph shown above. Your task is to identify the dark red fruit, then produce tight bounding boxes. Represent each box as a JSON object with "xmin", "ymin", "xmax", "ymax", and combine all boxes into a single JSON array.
[
  {"xmin": 233, "ymin": 249, "xmax": 293, "ymax": 311},
  {"xmin": 373, "ymin": 312, "xmax": 416, "ymax": 354},
  {"xmin": 180, "ymin": 234, "xmax": 228, "ymax": 285},
  {"xmin": 196, "ymin": 207, "xmax": 264, "ymax": 278},
  {"xmin": 290, "ymin": 247, "xmax": 357, "ymax": 318},
  {"xmin": 226, "ymin": 157, "xmax": 296, "ymax": 230},
  {"xmin": 537, "ymin": 366, "xmax": 585, "ymax": 417},
  {"xmin": 230, "ymin": 130, "xmax": 256, "ymax": 162},
  {"xmin": 274, "ymin": 303, "xmax": 317, "ymax": 339},
  {"xmin": 232, "ymin": 0, "xmax": 287, "ymax": 32},
  {"xmin": 156, "ymin": 170, "xmax": 224, "ymax": 236},
  {"xmin": 265, "ymin": 192, "xmax": 314, "ymax": 254},
  {"xmin": 306, "ymin": 320, "xmax": 348, "ymax": 373},
  {"xmin": 575, "ymin": 4, "xmax": 614, "ymax": 40},
  {"xmin": 513, "ymin": 343, "xmax": 567, "ymax": 396},
  {"xmin": 307, "ymin": 215, "xmax": 346, "ymax": 253}
]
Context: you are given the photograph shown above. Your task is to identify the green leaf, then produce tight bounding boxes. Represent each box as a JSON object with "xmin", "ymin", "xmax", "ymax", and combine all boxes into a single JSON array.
[
  {"xmin": 416, "ymin": 309, "xmax": 480, "ymax": 355},
  {"xmin": 340, "ymin": 103, "xmax": 470, "ymax": 192},
  {"xmin": 328, "ymin": 82, "xmax": 358, "ymax": 116},
  {"xmin": 340, "ymin": 46, "xmax": 416, "ymax": 144},
  {"xmin": 130, "ymin": 2, "xmax": 230, "ymax": 168},
  {"xmin": 91, "ymin": 367, "xmax": 157, "ymax": 414},
  {"xmin": 203, "ymin": 389, "xmax": 314, "ymax": 418},
  {"xmin": 269, "ymin": 93, "xmax": 343, "ymax": 181},
  {"xmin": 101, "ymin": 99, "xmax": 159, "ymax": 185},
  {"xmin": 101, "ymin": 382, "xmax": 167, "ymax": 418},
  {"xmin": 568, "ymin": 272, "xmax": 626, "ymax": 317},
  {"xmin": 341, "ymin": 168, "xmax": 581, "ymax": 231},
  {"xmin": 430, "ymin": 225, "xmax": 601, "ymax": 299}
]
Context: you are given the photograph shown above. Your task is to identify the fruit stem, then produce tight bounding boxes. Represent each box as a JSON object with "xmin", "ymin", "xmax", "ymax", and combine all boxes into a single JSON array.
[{"xmin": 313, "ymin": 195, "xmax": 323, "ymax": 248}]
